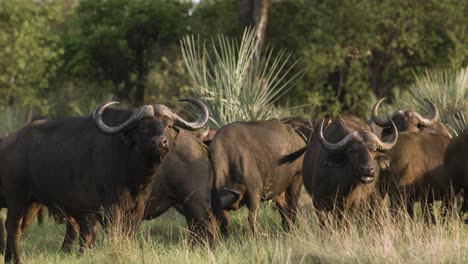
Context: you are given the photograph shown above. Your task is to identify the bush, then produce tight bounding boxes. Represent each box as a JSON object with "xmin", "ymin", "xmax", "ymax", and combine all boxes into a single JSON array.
[{"xmin": 181, "ymin": 29, "xmax": 302, "ymax": 127}]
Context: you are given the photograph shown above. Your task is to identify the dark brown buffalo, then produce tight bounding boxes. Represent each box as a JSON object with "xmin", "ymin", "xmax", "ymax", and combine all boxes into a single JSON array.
[
  {"xmin": 38, "ymin": 125, "xmax": 235, "ymax": 249},
  {"xmin": 144, "ymin": 128, "xmax": 236, "ymax": 243},
  {"xmin": 0, "ymin": 98, "xmax": 208, "ymax": 264},
  {"xmin": 301, "ymin": 116, "xmax": 397, "ymax": 217},
  {"xmin": 444, "ymin": 131, "xmax": 468, "ymax": 221},
  {"xmin": 210, "ymin": 119, "xmax": 306, "ymax": 234},
  {"xmin": 371, "ymin": 98, "xmax": 452, "ymax": 222}
]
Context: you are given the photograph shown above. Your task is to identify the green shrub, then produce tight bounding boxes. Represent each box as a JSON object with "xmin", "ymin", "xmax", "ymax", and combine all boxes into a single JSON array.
[{"xmin": 181, "ymin": 29, "xmax": 302, "ymax": 127}]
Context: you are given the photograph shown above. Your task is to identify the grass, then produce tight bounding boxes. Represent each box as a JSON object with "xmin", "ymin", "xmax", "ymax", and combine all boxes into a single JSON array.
[{"xmin": 10, "ymin": 195, "xmax": 468, "ymax": 264}]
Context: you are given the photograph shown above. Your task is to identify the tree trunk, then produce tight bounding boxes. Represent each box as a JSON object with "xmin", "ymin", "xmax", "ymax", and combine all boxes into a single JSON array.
[
  {"xmin": 134, "ymin": 47, "xmax": 146, "ymax": 106},
  {"xmin": 237, "ymin": 0, "xmax": 269, "ymax": 50}
]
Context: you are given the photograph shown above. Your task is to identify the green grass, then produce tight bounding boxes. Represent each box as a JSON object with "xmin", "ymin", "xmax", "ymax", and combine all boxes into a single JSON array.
[{"xmin": 10, "ymin": 196, "xmax": 468, "ymax": 264}]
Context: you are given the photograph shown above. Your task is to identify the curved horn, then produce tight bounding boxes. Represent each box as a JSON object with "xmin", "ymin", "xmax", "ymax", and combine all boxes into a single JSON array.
[
  {"xmin": 370, "ymin": 118, "xmax": 398, "ymax": 150},
  {"xmin": 93, "ymin": 102, "xmax": 155, "ymax": 134},
  {"xmin": 371, "ymin": 98, "xmax": 393, "ymax": 127},
  {"xmin": 197, "ymin": 126, "xmax": 210, "ymax": 140},
  {"xmin": 220, "ymin": 188, "xmax": 240, "ymax": 209},
  {"xmin": 153, "ymin": 98, "xmax": 209, "ymax": 131},
  {"xmin": 412, "ymin": 99, "xmax": 439, "ymax": 126},
  {"xmin": 319, "ymin": 118, "xmax": 359, "ymax": 151}
]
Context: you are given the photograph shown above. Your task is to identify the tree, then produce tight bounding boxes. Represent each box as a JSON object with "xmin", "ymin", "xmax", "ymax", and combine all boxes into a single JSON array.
[
  {"xmin": 61, "ymin": 0, "xmax": 191, "ymax": 105},
  {"xmin": 0, "ymin": 0, "xmax": 63, "ymax": 111},
  {"xmin": 267, "ymin": 0, "xmax": 468, "ymax": 117},
  {"xmin": 237, "ymin": 0, "xmax": 269, "ymax": 52}
]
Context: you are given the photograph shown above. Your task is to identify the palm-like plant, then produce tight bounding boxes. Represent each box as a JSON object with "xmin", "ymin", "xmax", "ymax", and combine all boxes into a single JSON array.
[
  {"xmin": 181, "ymin": 29, "xmax": 302, "ymax": 128},
  {"xmin": 408, "ymin": 67, "xmax": 468, "ymax": 136}
]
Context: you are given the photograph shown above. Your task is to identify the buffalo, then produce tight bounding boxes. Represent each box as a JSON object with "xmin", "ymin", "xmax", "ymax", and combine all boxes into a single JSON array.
[
  {"xmin": 299, "ymin": 116, "xmax": 398, "ymax": 219},
  {"xmin": 370, "ymin": 97, "xmax": 451, "ymax": 138},
  {"xmin": 35, "ymin": 122, "xmax": 236, "ymax": 249},
  {"xmin": 444, "ymin": 130, "xmax": 468, "ymax": 221},
  {"xmin": 371, "ymin": 98, "xmax": 452, "ymax": 222},
  {"xmin": 210, "ymin": 119, "xmax": 306, "ymax": 234},
  {"xmin": 0, "ymin": 98, "xmax": 208, "ymax": 264},
  {"xmin": 144, "ymin": 127, "xmax": 237, "ymax": 243},
  {"xmin": 382, "ymin": 132, "xmax": 451, "ymax": 222},
  {"xmin": 28, "ymin": 124, "xmax": 229, "ymax": 251}
]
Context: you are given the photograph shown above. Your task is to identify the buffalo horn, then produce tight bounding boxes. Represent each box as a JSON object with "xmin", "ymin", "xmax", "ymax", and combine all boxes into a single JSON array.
[
  {"xmin": 371, "ymin": 98, "xmax": 405, "ymax": 127},
  {"xmin": 153, "ymin": 98, "xmax": 209, "ymax": 130},
  {"xmin": 371, "ymin": 98, "xmax": 392, "ymax": 127},
  {"xmin": 369, "ymin": 118, "xmax": 399, "ymax": 150},
  {"xmin": 319, "ymin": 118, "xmax": 359, "ymax": 151},
  {"xmin": 411, "ymin": 99, "xmax": 439, "ymax": 126},
  {"xmin": 93, "ymin": 102, "xmax": 155, "ymax": 134},
  {"xmin": 220, "ymin": 188, "xmax": 240, "ymax": 209}
]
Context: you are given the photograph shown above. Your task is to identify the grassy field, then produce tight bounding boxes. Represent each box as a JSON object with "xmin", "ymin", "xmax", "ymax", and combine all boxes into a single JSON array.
[{"xmin": 9, "ymin": 194, "xmax": 468, "ymax": 264}]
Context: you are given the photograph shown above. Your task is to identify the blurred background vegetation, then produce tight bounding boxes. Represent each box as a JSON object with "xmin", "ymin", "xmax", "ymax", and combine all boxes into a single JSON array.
[{"xmin": 0, "ymin": 0, "xmax": 466, "ymax": 131}]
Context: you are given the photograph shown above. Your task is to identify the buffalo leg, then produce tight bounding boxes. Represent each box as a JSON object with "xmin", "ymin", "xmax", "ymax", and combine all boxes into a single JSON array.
[
  {"xmin": 420, "ymin": 190, "xmax": 436, "ymax": 224},
  {"xmin": 284, "ymin": 175, "xmax": 302, "ymax": 231},
  {"xmin": 219, "ymin": 210, "xmax": 231, "ymax": 237},
  {"xmin": 389, "ymin": 191, "xmax": 409, "ymax": 220},
  {"xmin": 5, "ymin": 202, "xmax": 27, "ymax": 264},
  {"xmin": 20, "ymin": 203, "xmax": 42, "ymax": 233},
  {"xmin": 406, "ymin": 198, "xmax": 415, "ymax": 220},
  {"xmin": 246, "ymin": 191, "xmax": 260, "ymax": 234},
  {"xmin": 61, "ymin": 217, "xmax": 79, "ymax": 253},
  {"xmin": 181, "ymin": 197, "xmax": 215, "ymax": 245},
  {"xmin": 0, "ymin": 209, "xmax": 5, "ymax": 254},
  {"xmin": 461, "ymin": 190, "xmax": 468, "ymax": 223},
  {"xmin": 274, "ymin": 193, "xmax": 288, "ymax": 230},
  {"xmin": 37, "ymin": 206, "xmax": 46, "ymax": 225},
  {"xmin": 78, "ymin": 214, "xmax": 98, "ymax": 256}
]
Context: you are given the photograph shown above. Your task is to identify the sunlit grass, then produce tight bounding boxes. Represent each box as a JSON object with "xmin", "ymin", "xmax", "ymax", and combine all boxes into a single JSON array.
[{"xmin": 12, "ymin": 196, "xmax": 468, "ymax": 264}]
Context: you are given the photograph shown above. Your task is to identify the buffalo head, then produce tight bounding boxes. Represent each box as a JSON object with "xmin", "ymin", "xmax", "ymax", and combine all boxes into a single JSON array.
[
  {"xmin": 371, "ymin": 98, "xmax": 450, "ymax": 138},
  {"xmin": 318, "ymin": 118, "xmax": 398, "ymax": 184},
  {"xmin": 93, "ymin": 98, "xmax": 209, "ymax": 157}
]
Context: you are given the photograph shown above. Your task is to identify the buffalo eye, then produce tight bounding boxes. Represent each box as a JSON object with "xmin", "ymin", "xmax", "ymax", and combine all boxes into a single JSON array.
[{"xmin": 348, "ymin": 149, "xmax": 358, "ymax": 154}]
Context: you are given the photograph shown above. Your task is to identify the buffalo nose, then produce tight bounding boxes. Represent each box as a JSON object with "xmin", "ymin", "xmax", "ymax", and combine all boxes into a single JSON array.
[
  {"xmin": 159, "ymin": 138, "xmax": 168, "ymax": 147},
  {"xmin": 359, "ymin": 165, "xmax": 375, "ymax": 176},
  {"xmin": 151, "ymin": 137, "xmax": 168, "ymax": 148}
]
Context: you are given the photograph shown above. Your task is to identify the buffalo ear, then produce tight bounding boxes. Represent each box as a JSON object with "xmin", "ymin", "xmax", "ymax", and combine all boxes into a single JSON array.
[
  {"xmin": 376, "ymin": 153, "xmax": 390, "ymax": 171},
  {"xmin": 321, "ymin": 154, "xmax": 347, "ymax": 168}
]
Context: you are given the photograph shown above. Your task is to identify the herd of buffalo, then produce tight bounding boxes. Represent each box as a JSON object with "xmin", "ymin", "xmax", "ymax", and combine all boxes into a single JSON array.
[{"xmin": 0, "ymin": 97, "xmax": 466, "ymax": 263}]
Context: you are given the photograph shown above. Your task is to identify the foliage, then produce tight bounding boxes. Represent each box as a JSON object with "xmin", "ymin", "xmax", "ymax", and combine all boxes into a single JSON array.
[
  {"xmin": 368, "ymin": 67, "xmax": 468, "ymax": 136},
  {"xmin": 408, "ymin": 67, "xmax": 468, "ymax": 136},
  {"xmin": 0, "ymin": 105, "xmax": 32, "ymax": 136},
  {"xmin": 0, "ymin": 0, "xmax": 64, "ymax": 112},
  {"xmin": 60, "ymin": 0, "xmax": 192, "ymax": 105},
  {"xmin": 189, "ymin": 0, "xmax": 240, "ymax": 38},
  {"xmin": 181, "ymin": 29, "xmax": 302, "ymax": 128},
  {"xmin": 268, "ymin": 0, "xmax": 468, "ymax": 118}
]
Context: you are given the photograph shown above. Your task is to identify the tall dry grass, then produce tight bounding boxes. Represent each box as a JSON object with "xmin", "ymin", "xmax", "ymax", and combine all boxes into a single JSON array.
[{"xmin": 16, "ymin": 197, "xmax": 468, "ymax": 264}]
